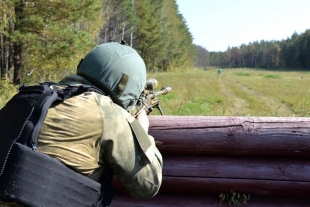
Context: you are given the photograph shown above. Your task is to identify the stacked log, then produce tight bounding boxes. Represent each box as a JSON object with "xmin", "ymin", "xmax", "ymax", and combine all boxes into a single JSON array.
[{"xmin": 111, "ymin": 116, "xmax": 310, "ymax": 206}]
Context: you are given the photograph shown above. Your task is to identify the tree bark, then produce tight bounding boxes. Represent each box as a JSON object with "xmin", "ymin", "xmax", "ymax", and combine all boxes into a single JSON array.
[
  {"xmin": 13, "ymin": 42, "xmax": 22, "ymax": 85},
  {"xmin": 0, "ymin": 33, "xmax": 4, "ymax": 79},
  {"xmin": 13, "ymin": 0, "xmax": 24, "ymax": 85}
]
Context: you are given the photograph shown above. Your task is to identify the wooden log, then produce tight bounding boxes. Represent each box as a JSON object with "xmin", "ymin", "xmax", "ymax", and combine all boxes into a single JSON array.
[
  {"xmin": 149, "ymin": 116, "xmax": 310, "ymax": 158},
  {"xmin": 111, "ymin": 192, "xmax": 310, "ymax": 207},
  {"xmin": 160, "ymin": 156, "xmax": 310, "ymax": 181},
  {"xmin": 160, "ymin": 177, "xmax": 310, "ymax": 199},
  {"xmin": 111, "ymin": 116, "xmax": 310, "ymax": 205},
  {"xmin": 113, "ymin": 176, "xmax": 310, "ymax": 199}
]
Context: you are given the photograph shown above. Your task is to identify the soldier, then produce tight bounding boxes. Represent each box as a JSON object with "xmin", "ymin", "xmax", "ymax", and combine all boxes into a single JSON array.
[
  {"xmin": 217, "ymin": 67, "xmax": 222, "ymax": 79},
  {"xmin": 0, "ymin": 42, "xmax": 163, "ymax": 206}
]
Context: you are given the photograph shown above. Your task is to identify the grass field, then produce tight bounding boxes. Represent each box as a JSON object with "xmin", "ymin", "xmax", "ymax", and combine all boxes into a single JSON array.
[
  {"xmin": 148, "ymin": 67, "xmax": 310, "ymax": 117},
  {"xmin": 1, "ymin": 67, "xmax": 309, "ymax": 117}
]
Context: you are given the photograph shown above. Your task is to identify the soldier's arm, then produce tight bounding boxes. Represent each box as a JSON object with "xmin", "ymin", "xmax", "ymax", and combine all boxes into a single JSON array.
[{"xmin": 98, "ymin": 95, "xmax": 162, "ymax": 199}]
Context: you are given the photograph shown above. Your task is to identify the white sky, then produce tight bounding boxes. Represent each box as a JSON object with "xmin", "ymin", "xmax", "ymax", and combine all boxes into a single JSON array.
[{"xmin": 176, "ymin": 0, "xmax": 310, "ymax": 51}]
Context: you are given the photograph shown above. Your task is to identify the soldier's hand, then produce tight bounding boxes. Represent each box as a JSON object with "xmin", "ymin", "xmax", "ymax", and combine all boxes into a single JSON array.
[{"xmin": 136, "ymin": 110, "xmax": 149, "ymax": 134}]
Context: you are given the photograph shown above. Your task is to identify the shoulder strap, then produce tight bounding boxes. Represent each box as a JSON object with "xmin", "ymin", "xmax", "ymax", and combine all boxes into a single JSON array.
[
  {"xmin": 18, "ymin": 83, "xmax": 106, "ymax": 148},
  {"xmin": 0, "ymin": 83, "xmax": 57, "ymax": 176},
  {"xmin": 17, "ymin": 83, "xmax": 59, "ymax": 148},
  {"xmin": 0, "ymin": 82, "xmax": 105, "ymax": 175}
]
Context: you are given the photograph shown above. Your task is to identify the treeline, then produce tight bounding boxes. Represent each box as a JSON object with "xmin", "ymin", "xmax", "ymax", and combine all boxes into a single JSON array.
[
  {"xmin": 196, "ymin": 30, "xmax": 310, "ymax": 69},
  {"xmin": 0, "ymin": 0, "xmax": 195, "ymax": 85}
]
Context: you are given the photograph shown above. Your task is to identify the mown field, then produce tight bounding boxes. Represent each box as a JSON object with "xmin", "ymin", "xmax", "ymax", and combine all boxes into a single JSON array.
[
  {"xmin": 1, "ymin": 67, "xmax": 309, "ymax": 117},
  {"xmin": 148, "ymin": 67, "xmax": 310, "ymax": 117}
]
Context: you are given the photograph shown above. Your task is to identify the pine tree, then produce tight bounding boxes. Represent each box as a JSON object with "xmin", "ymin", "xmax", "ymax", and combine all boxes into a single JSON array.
[
  {"xmin": 134, "ymin": 0, "xmax": 165, "ymax": 71},
  {"xmin": 9, "ymin": 0, "xmax": 104, "ymax": 84},
  {"xmin": 0, "ymin": 1, "xmax": 14, "ymax": 79},
  {"xmin": 99, "ymin": 0, "xmax": 136, "ymax": 44},
  {"xmin": 134, "ymin": 0, "xmax": 195, "ymax": 71},
  {"xmin": 297, "ymin": 30, "xmax": 310, "ymax": 69}
]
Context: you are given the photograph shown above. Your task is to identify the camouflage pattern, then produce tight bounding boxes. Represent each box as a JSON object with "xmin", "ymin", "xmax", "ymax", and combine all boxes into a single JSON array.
[
  {"xmin": 0, "ymin": 74, "xmax": 162, "ymax": 206},
  {"xmin": 38, "ymin": 75, "xmax": 163, "ymax": 198}
]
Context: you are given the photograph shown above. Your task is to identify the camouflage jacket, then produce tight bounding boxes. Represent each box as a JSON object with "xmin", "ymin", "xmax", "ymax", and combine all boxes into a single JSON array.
[{"xmin": 0, "ymin": 75, "xmax": 162, "ymax": 206}]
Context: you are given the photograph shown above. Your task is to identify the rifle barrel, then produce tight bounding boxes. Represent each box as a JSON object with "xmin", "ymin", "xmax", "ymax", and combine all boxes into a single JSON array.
[{"xmin": 154, "ymin": 86, "xmax": 172, "ymax": 96}]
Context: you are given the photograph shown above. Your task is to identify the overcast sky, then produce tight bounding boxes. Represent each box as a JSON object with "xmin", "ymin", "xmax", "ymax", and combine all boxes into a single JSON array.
[{"xmin": 176, "ymin": 0, "xmax": 310, "ymax": 51}]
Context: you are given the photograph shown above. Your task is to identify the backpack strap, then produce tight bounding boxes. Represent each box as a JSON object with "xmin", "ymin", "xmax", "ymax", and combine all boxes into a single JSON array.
[
  {"xmin": 17, "ymin": 82, "xmax": 106, "ymax": 149},
  {"xmin": 16, "ymin": 83, "xmax": 59, "ymax": 149},
  {"xmin": 57, "ymin": 84, "xmax": 106, "ymax": 100}
]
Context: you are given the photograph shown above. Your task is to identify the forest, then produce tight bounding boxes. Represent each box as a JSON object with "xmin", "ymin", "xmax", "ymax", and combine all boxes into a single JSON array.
[
  {"xmin": 1, "ymin": 0, "xmax": 310, "ymax": 87},
  {"xmin": 0, "ymin": 0, "xmax": 195, "ymax": 85},
  {"xmin": 196, "ymin": 30, "xmax": 310, "ymax": 69}
]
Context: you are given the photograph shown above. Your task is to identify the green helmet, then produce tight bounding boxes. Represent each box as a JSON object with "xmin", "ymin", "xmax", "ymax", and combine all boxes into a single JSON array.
[{"xmin": 77, "ymin": 42, "xmax": 146, "ymax": 111}]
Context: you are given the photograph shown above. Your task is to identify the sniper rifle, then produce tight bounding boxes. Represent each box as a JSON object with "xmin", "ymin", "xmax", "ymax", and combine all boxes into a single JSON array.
[{"xmin": 129, "ymin": 78, "xmax": 171, "ymax": 117}]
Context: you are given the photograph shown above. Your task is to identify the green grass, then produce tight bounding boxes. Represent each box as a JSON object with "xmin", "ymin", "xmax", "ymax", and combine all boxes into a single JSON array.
[
  {"xmin": 148, "ymin": 68, "xmax": 310, "ymax": 117},
  {"xmin": 264, "ymin": 74, "xmax": 282, "ymax": 79},
  {"xmin": 235, "ymin": 72, "xmax": 251, "ymax": 76},
  {"xmin": 1, "ymin": 67, "xmax": 310, "ymax": 117}
]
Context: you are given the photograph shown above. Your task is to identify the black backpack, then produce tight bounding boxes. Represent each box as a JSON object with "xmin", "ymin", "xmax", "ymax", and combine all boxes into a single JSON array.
[{"xmin": 0, "ymin": 82, "xmax": 114, "ymax": 207}]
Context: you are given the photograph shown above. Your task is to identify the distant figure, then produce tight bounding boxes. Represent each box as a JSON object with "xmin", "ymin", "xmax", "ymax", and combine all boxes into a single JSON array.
[{"xmin": 217, "ymin": 68, "xmax": 222, "ymax": 79}]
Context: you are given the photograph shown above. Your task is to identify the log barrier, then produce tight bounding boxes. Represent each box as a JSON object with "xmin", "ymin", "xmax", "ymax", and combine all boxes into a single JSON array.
[{"xmin": 111, "ymin": 116, "xmax": 310, "ymax": 206}]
